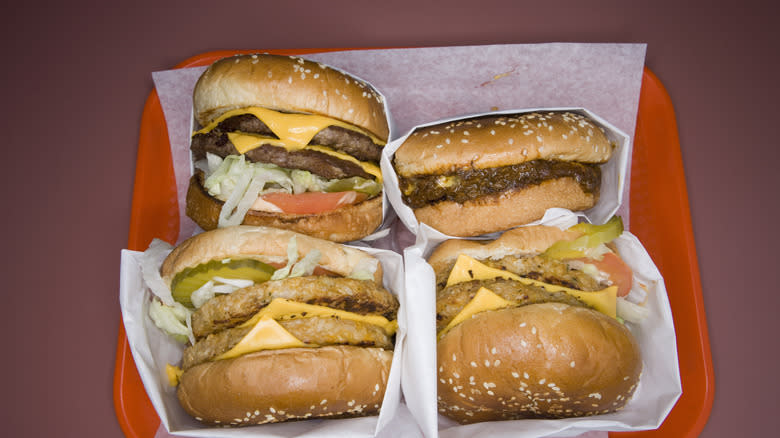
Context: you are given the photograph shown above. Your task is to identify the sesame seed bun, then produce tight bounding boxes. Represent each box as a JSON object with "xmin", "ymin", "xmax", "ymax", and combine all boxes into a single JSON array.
[
  {"xmin": 159, "ymin": 225, "xmax": 384, "ymax": 287},
  {"xmin": 177, "ymin": 345, "xmax": 393, "ymax": 426},
  {"xmin": 412, "ymin": 178, "xmax": 596, "ymax": 238},
  {"xmin": 394, "ymin": 112, "xmax": 611, "ymax": 176},
  {"xmin": 193, "ymin": 54, "xmax": 389, "ymax": 140},
  {"xmin": 185, "ymin": 172, "xmax": 383, "ymax": 243},
  {"xmin": 437, "ymin": 302, "xmax": 642, "ymax": 424},
  {"xmin": 392, "ymin": 111, "xmax": 613, "ymax": 236}
]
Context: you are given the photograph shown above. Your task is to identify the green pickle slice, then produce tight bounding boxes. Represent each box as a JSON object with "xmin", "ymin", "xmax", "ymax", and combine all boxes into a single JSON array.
[
  {"xmin": 543, "ymin": 216, "xmax": 624, "ymax": 259},
  {"xmin": 171, "ymin": 259, "xmax": 276, "ymax": 307}
]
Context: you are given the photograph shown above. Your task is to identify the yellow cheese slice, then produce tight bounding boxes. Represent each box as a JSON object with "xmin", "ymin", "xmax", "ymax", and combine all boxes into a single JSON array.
[
  {"xmin": 195, "ymin": 106, "xmax": 386, "ymax": 149},
  {"xmin": 439, "ymin": 287, "xmax": 512, "ymax": 338},
  {"xmin": 216, "ymin": 315, "xmax": 308, "ymax": 360},
  {"xmin": 239, "ymin": 298, "xmax": 398, "ymax": 335},
  {"xmin": 165, "ymin": 363, "xmax": 183, "ymax": 387},
  {"xmin": 446, "ymin": 254, "xmax": 617, "ymax": 318}
]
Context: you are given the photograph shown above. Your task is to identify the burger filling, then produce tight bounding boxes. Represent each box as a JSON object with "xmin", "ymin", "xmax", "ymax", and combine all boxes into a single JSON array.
[
  {"xmin": 436, "ymin": 278, "xmax": 587, "ymax": 333},
  {"xmin": 396, "ymin": 159, "xmax": 601, "ymax": 208},
  {"xmin": 192, "ymin": 113, "xmax": 384, "ymax": 164},
  {"xmin": 190, "ymin": 107, "xmax": 386, "ymax": 226}
]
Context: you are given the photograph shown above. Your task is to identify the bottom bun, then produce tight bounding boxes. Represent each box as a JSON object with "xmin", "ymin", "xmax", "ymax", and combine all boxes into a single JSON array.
[
  {"xmin": 186, "ymin": 174, "xmax": 383, "ymax": 242},
  {"xmin": 412, "ymin": 177, "xmax": 596, "ymax": 237},
  {"xmin": 177, "ymin": 345, "xmax": 393, "ymax": 426},
  {"xmin": 437, "ymin": 302, "xmax": 641, "ymax": 424}
]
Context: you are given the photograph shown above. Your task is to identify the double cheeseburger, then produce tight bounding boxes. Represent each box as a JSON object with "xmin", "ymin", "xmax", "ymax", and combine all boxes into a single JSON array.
[
  {"xmin": 429, "ymin": 219, "xmax": 642, "ymax": 424},
  {"xmin": 186, "ymin": 54, "xmax": 389, "ymax": 242},
  {"xmin": 393, "ymin": 111, "xmax": 615, "ymax": 237},
  {"xmin": 147, "ymin": 226, "xmax": 398, "ymax": 426}
]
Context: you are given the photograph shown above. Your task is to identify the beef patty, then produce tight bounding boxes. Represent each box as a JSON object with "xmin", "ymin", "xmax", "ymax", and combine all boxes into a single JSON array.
[{"xmin": 397, "ymin": 159, "xmax": 601, "ymax": 209}]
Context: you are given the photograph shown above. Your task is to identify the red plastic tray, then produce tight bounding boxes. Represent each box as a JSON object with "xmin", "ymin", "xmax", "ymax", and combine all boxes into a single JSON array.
[{"xmin": 113, "ymin": 49, "xmax": 714, "ymax": 438}]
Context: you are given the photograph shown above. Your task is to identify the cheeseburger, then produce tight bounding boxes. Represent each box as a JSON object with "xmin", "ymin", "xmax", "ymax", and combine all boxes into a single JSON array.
[
  {"xmin": 429, "ymin": 218, "xmax": 643, "ymax": 423},
  {"xmin": 144, "ymin": 226, "xmax": 399, "ymax": 426},
  {"xmin": 187, "ymin": 54, "xmax": 389, "ymax": 242},
  {"xmin": 392, "ymin": 111, "xmax": 615, "ymax": 237}
]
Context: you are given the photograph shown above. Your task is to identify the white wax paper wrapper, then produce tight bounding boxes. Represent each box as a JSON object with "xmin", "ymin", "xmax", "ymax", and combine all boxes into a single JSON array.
[
  {"xmin": 151, "ymin": 44, "xmax": 646, "ymax": 243},
  {"xmin": 381, "ymin": 107, "xmax": 630, "ymax": 236},
  {"xmin": 119, "ymin": 246, "xmax": 414, "ymax": 438},
  {"xmin": 401, "ymin": 209, "xmax": 681, "ymax": 438}
]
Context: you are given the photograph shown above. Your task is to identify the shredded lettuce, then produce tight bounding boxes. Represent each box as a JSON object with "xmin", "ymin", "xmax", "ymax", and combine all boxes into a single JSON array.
[
  {"xmin": 290, "ymin": 249, "xmax": 321, "ymax": 277},
  {"xmin": 199, "ymin": 153, "xmax": 381, "ymax": 228},
  {"xmin": 349, "ymin": 256, "xmax": 380, "ymax": 281},
  {"xmin": 140, "ymin": 239, "xmax": 175, "ymax": 306},
  {"xmin": 617, "ymin": 297, "xmax": 649, "ymax": 323},
  {"xmin": 269, "ymin": 236, "xmax": 323, "ymax": 280},
  {"xmin": 148, "ymin": 299, "xmax": 193, "ymax": 344}
]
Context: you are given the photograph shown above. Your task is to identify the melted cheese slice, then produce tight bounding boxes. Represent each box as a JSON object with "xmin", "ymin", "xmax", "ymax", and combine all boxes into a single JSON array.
[
  {"xmin": 239, "ymin": 298, "xmax": 398, "ymax": 334},
  {"xmin": 216, "ymin": 315, "xmax": 308, "ymax": 361},
  {"xmin": 446, "ymin": 254, "xmax": 617, "ymax": 318},
  {"xmin": 439, "ymin": 287, "xmax": 512, "ymax": 338},
  {"xmin": 195, "ymin": 106, "xmax": 386, "ymax": 150}
]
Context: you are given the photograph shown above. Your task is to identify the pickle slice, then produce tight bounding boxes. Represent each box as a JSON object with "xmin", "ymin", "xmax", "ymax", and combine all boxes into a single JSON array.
[
  {"xmin": 171, "ymin": 259, "xmax": 276, "ymax": 307},
  {"xmin": 325, "ymin": 176, "xmax": 382, "ymax": 196},
  {"xmin": 543, "ymin": 216, "xmax": 624, "ymax": 259}
]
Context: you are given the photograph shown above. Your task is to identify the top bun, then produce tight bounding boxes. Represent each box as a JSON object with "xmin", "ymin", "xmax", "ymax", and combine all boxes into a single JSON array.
[
  {"xmin": 192, "ymin": 53, "xmax": 389, "ymax": 140},
  {"xmin": 160, "ymin": 225, "xmax": 383, "ymax": 286},
  {"xmin": 427, "ymin": 225, "xmax": 581, "ymax": 276},
  {"xmin": 394, "ymin": 112, "xmax": 612, "ymax": 177}
]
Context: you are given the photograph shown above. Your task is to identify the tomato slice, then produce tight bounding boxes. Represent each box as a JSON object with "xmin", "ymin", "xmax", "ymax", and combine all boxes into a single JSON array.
[
  {"xmin": 583, "ymin": 252, "xmax": 633, "ymax": 297},
  {"xmin": 260, "ymin": 191, "xmax": 368, "ymax": 215}
]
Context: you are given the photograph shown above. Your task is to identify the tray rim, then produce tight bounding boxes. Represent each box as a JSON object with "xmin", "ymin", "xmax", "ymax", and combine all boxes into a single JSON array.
[{"xmin": 113, "ymin": 48, "xmax": 714, "ymax": 438}]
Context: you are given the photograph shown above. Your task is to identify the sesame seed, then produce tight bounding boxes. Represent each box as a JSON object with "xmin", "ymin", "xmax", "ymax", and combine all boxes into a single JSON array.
[
  {"xmin": 494, "ymin": 360, "xmax": 501, "ymax": 366},
  {"xmin": 570, "ymin": 361, "xmax": 576, "ymax": 367},
  {"xmin": 484, "ymin": 360, "xmax": 491, "ymax": 367},
  {"xmin": 536, "ymin": 136, "xmax": 543, "ymax": 142},
  {"xmin": 539, "ymin": 379, "xmax": 546, "ymax": 385},
  {"xmin": 461, "ymin": 139, "xmax": 469, "ymax": 143},
  {"xmin": 519, "ymin": 322, "xmax": 526, "ymax": 327},
  {"xmin": 512, "ymin": 372, "xmax": 520, "ymax": 378},
  {"xmin": 491, "ymin": 347, "xmax": 497, "ymax": 354},
  {"xmin": 453, "ymin": 372, "xmax": 460, "ymax": 378},
  {"xmin": 320, "ymin": 399, "xmax": 327, "ymax": 405},
  {"xmin": 490, "ymin": 129, "xmax": 496, "ymax": 135},
  {"xmin": 532, "ymin": 326, "xmax": 537, "ymax": 334},
  {"xmin": 470, "ymin": 361, "xmax": 478, "ymax": 367},
  {"xmin": 453, "ymin": 354, "xmax": 457, "ymax": 361},
  {"xmin": 523, "ymin": 372, "xmax": 529, "ymax": 379}
]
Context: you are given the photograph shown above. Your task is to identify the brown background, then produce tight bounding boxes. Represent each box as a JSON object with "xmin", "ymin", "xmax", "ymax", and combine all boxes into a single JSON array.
[{"xmin": 1, "ymin": 1, "xmax": 776, "ymax": 437}]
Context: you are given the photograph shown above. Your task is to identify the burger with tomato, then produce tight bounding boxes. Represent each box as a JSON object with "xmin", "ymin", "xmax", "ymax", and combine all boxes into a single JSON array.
[
  {"xmin": 430, "ymin": 217, "xmax": 646, "ymax": 423},
  {"xmin": 186, "ymin": 53, "xmax": 388, "ymax": 242}
]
